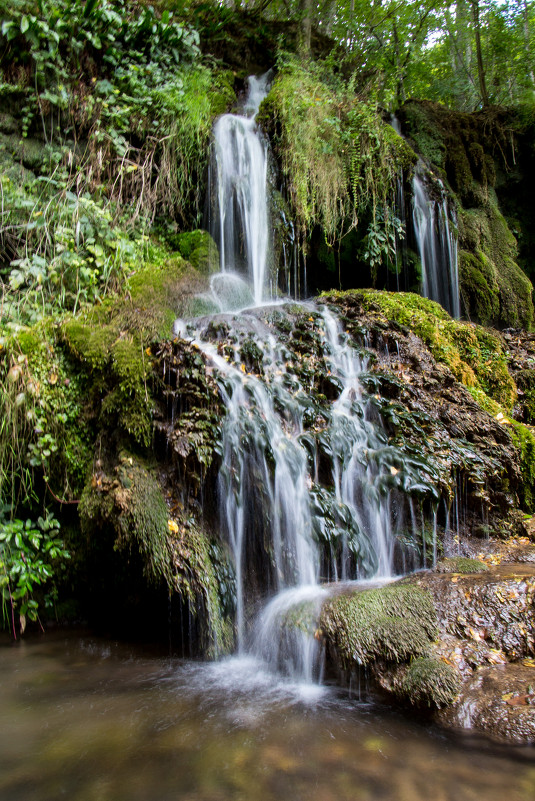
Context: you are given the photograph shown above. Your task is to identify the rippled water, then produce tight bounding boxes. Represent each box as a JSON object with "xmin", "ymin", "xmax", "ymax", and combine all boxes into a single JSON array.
[{"xmin": 1, "ymin": 632, "xmax": 534, "ymax": 801}]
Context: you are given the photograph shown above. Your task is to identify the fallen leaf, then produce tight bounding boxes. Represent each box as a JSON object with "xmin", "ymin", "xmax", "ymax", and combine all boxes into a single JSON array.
[{"xmin": 506, "ymin": 694, "xmax": 534, "ymax": 706}]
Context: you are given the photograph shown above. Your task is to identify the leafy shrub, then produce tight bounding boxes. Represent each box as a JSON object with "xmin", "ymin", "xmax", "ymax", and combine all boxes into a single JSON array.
[{"xmin": 0, "ymin": 508, "xmax": 69, "ymax": 636}]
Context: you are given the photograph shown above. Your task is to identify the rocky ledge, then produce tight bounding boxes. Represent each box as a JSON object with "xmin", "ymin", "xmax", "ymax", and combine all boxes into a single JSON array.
[{"xmin": 321, "ymin": 549, "xmax": 535, "ymax": 742}]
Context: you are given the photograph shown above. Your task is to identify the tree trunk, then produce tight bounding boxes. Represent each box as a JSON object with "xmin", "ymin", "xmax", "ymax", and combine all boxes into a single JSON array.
[
  {"xmin": 522, "ymin": 0, "xmax": 535, "ymax": 86},
  {"xmin": 300, "ymin": 0, "xmax": 312, "ymax": 54},
  {"xmin": 470, "ymin": 0, "xmax": 489, "ymax": 107}
]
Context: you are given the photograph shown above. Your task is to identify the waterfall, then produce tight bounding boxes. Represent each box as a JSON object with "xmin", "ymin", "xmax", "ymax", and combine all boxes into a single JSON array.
[
  {"xmin": 412, "ymin": 168, "xmax": 461, "ymax": 318},
  {"xmin": 176, "ymin": 304, "xmax": 433, "ymax": 682},
  {"xmin": 174, "ymin": 79, "xmax": 440, "ymax": 684},
  {"xmin": 209, "ymin": 74, "xmax": 271, "ymax": 307}
]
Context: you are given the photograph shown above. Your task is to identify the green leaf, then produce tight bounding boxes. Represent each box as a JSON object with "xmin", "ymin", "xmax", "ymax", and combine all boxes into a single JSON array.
[
  {"xmin": 20, "ymin": 16, "xmax": 29, "ymax": 34},
  {"xmin": 84, "ymin": 0, "xmax": 100, "ymax": 17}
]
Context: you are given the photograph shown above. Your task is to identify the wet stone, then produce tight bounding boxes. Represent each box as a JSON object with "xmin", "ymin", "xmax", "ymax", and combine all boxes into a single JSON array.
[{"xmin": 437, "ymin": 664, "xmax": 535, "ymax": 742}]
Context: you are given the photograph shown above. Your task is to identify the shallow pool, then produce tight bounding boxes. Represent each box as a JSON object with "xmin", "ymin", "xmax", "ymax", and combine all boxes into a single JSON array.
[{"xmin": 1, "ymin": 632, "xmax": 534, "ymax": 801}]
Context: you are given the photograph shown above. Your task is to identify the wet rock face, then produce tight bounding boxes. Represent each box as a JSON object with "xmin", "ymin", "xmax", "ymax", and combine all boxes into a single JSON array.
[
  {"xmin": 322, "ymin": 290, "xmax": 522, "ymax": 532},
  {"xmin": 438, "ymin": 664, "xmax": 535, "ymax": 742},
  {"xmin": 407, "ymin": 565, "xmax": 535, "ymax": 661}
]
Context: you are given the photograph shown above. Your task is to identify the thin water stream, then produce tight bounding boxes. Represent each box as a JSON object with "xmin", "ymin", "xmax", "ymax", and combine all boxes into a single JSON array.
[{"xmin": 1, "ymin": 632, "xmax": 534, "ymax": 801}]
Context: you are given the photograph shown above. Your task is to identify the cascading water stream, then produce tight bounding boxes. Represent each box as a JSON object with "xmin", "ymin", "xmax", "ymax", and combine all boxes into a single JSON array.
[
  {"xmin": 177, "ymin": 304, "xmax": 432, "ymax": 683},
  {"xmin": 412, "ymin": 167, "xmax": 461, "ymax": 318},
  {"xmin": 176, "ymin": 77, "xmax": 438, "ymax": 685},
  {"xmin": 209, "ymin": 74, "xmax": 271, "ymax": 307}
]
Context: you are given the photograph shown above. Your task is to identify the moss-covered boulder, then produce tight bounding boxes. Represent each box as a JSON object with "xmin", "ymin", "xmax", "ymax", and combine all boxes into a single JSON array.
[
  {"xmin": 171, "ymin": 230, "xmax": 220, "ymax": 277},
  {"xmin": 320, "ymin": 581, "xmax": 463, "ymax": 711},
  {"xmin": 320, "ymin": 583, "xmax": 437, "ymax": 669},
  {"xmin": 459, "ymin": 197, "xmax": 533, "ymax": 330},
  {"xmin": 398, "ymin": 100, "xmax": 534, "ymax": 329},
  {"xmin": 395, "ymin": 656, "xmax": 462, "ymax": 708}
]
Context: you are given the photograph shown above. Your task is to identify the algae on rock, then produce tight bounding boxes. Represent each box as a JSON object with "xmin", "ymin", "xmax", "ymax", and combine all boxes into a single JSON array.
[{"xmin": 320, "ymin": 584, "xmax": 437, "ymax": 669}]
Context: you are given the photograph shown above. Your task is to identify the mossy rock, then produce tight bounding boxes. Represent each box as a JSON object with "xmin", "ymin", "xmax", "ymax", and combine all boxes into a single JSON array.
[
  {"xmin": 459, "ymin": 200, "xmax": 533, "ymax": 330},
  {"xmin": 62, "ymin": 319, "xmax": 152, "ymax": 448},
  {"xmin": 170, "ymin": 230, "xmax": 220, "ymax": 276},
  {"xmin": 320, "ymin": 583, "xmax": 438, "ymax": 668},
  {"xmin": 397, "ymin": 657, "xmax": 462, "ymax": 708},
  {"xmin": 323, "ymin": 289, "xmax": 517, "ymax": 409},
  {"xmin": 0, "ymin": 132, "xmax": 47, "ymax": 172},
  {"xmin": 510, "ymin": 420, "xmax": 535, "ymax": 512},
  {"xmin": 459, "ymin": 249, "xmax": 500, "ymax": 324},
  {"xmin": 80, "ymin": 453, "xmax": 170, "ymax": 584},
  {"xmin": 435, "ymin": 557, "xmax": 489, "ymax": 574},
  {"xmin": 127, "ymin": 254, "xmax": 198, "ymax": 339}
]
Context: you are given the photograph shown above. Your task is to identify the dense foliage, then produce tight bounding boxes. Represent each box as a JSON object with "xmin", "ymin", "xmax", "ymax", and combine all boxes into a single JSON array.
[{"xmin": 1, "ymin": 0, "xmax": 535, "ymax": 637}]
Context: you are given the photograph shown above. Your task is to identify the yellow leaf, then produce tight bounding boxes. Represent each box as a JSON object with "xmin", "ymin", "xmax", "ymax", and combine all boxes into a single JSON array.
[{"xmin": 168, "ymin": 520, "xmax": 179, "ymax": 534}]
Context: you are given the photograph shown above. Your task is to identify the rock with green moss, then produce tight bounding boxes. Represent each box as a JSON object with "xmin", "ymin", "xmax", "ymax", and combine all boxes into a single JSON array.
[
  {"xmin": 323, "ymin": 289, "xmax": 516, "ymax": 409},
  {"xmin": 435, "ymin": 557, "xmax": 489, "ymax": 574},
  {"xmin": 398, "ymin": 100, "xmax": 534, "ymax": 329},
  {"xmin": 396, "ymin": 657, "xmax": 462, "ymax": 708},
  {"xmin": 80, "ymin": 453, "xmax": 171, "ymax": 584},
  {"xmin": 62, "ymin": 320, "xmax": 152, "ymax": 448},
  {"xmin": 459, "ymin": 198, "xmax": 533, "ymax": 330},
  {"xmin": 0, "ymin": 131, "xmax": 47, "ymax": 173},
  {"xmin": 170, "ymin": 230, "xmax": 219, "ymax": 276},
  {"xmin": 320, "ymin": 583, "xmax": 438, "ymax": 669}
]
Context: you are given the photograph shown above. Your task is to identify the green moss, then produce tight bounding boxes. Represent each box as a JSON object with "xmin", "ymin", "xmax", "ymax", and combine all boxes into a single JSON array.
[
  {"xmin": 62, "ymin": 317, "xmax": 152, "ymax": 448},
  {"xmin": 80, "ymin": 454, "xmax": 170, "ymax": 584},
  {"xmin": 510, "ymin": 420, "xmax": 535, "ymax": 512},
  {"xmin": 127, "ymin": 253, "xmax": 191, "ymax": 340},
  {"xmin": 435, "ymin": 557, "xmax": 489, "ymax": 574},
  {"xmin": 320, "ymin": 583, "xmax": 437, "ymax": 668},
  {"xmin": 168, "ymin": 514, "xmax": 234, "ymax": 657},
  {"xmin": 172, "ymin": 229, "xmax": 219, "ymax": 276},
  {"xmin": 323, "ymin": 289, "xmax": 516, "ymax": 409},
  {"xmin": 458, "ymin": 187, "xmax": 532, "ymax": 329},
  {"xmin": 515, "ymin": 369, "xmax": 535, "ymax": 425},
  {"xmin": 0, "ymin": 131, "xmax": 46, "ymax": 172},
  {"xmin": 459, "ymin": 249, "xmax": 500, "ymax": 324},
  {"xmin": 398, "ymin": 657, "xmax": 461, "ymax": 708},
  {"xmin": 61, "ymin": 321, "xmax": 117, "ymax": 371}
]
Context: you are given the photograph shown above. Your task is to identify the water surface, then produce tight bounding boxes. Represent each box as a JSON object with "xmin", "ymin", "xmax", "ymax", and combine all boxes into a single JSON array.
[{"xmin": 1, "ymin": 632, "xmax": 534, "ymax": 801}]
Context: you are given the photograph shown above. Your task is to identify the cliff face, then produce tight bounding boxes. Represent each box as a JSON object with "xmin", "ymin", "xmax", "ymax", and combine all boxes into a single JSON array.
[{"xmin": 399, "ymin": 100, "xmax": 535, "ymax": 329}]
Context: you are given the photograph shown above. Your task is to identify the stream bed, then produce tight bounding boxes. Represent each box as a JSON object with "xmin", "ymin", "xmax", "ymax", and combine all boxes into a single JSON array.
[{"xmin": 1, "ymin": 631, "xmax": 534, "ymax": 801}]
